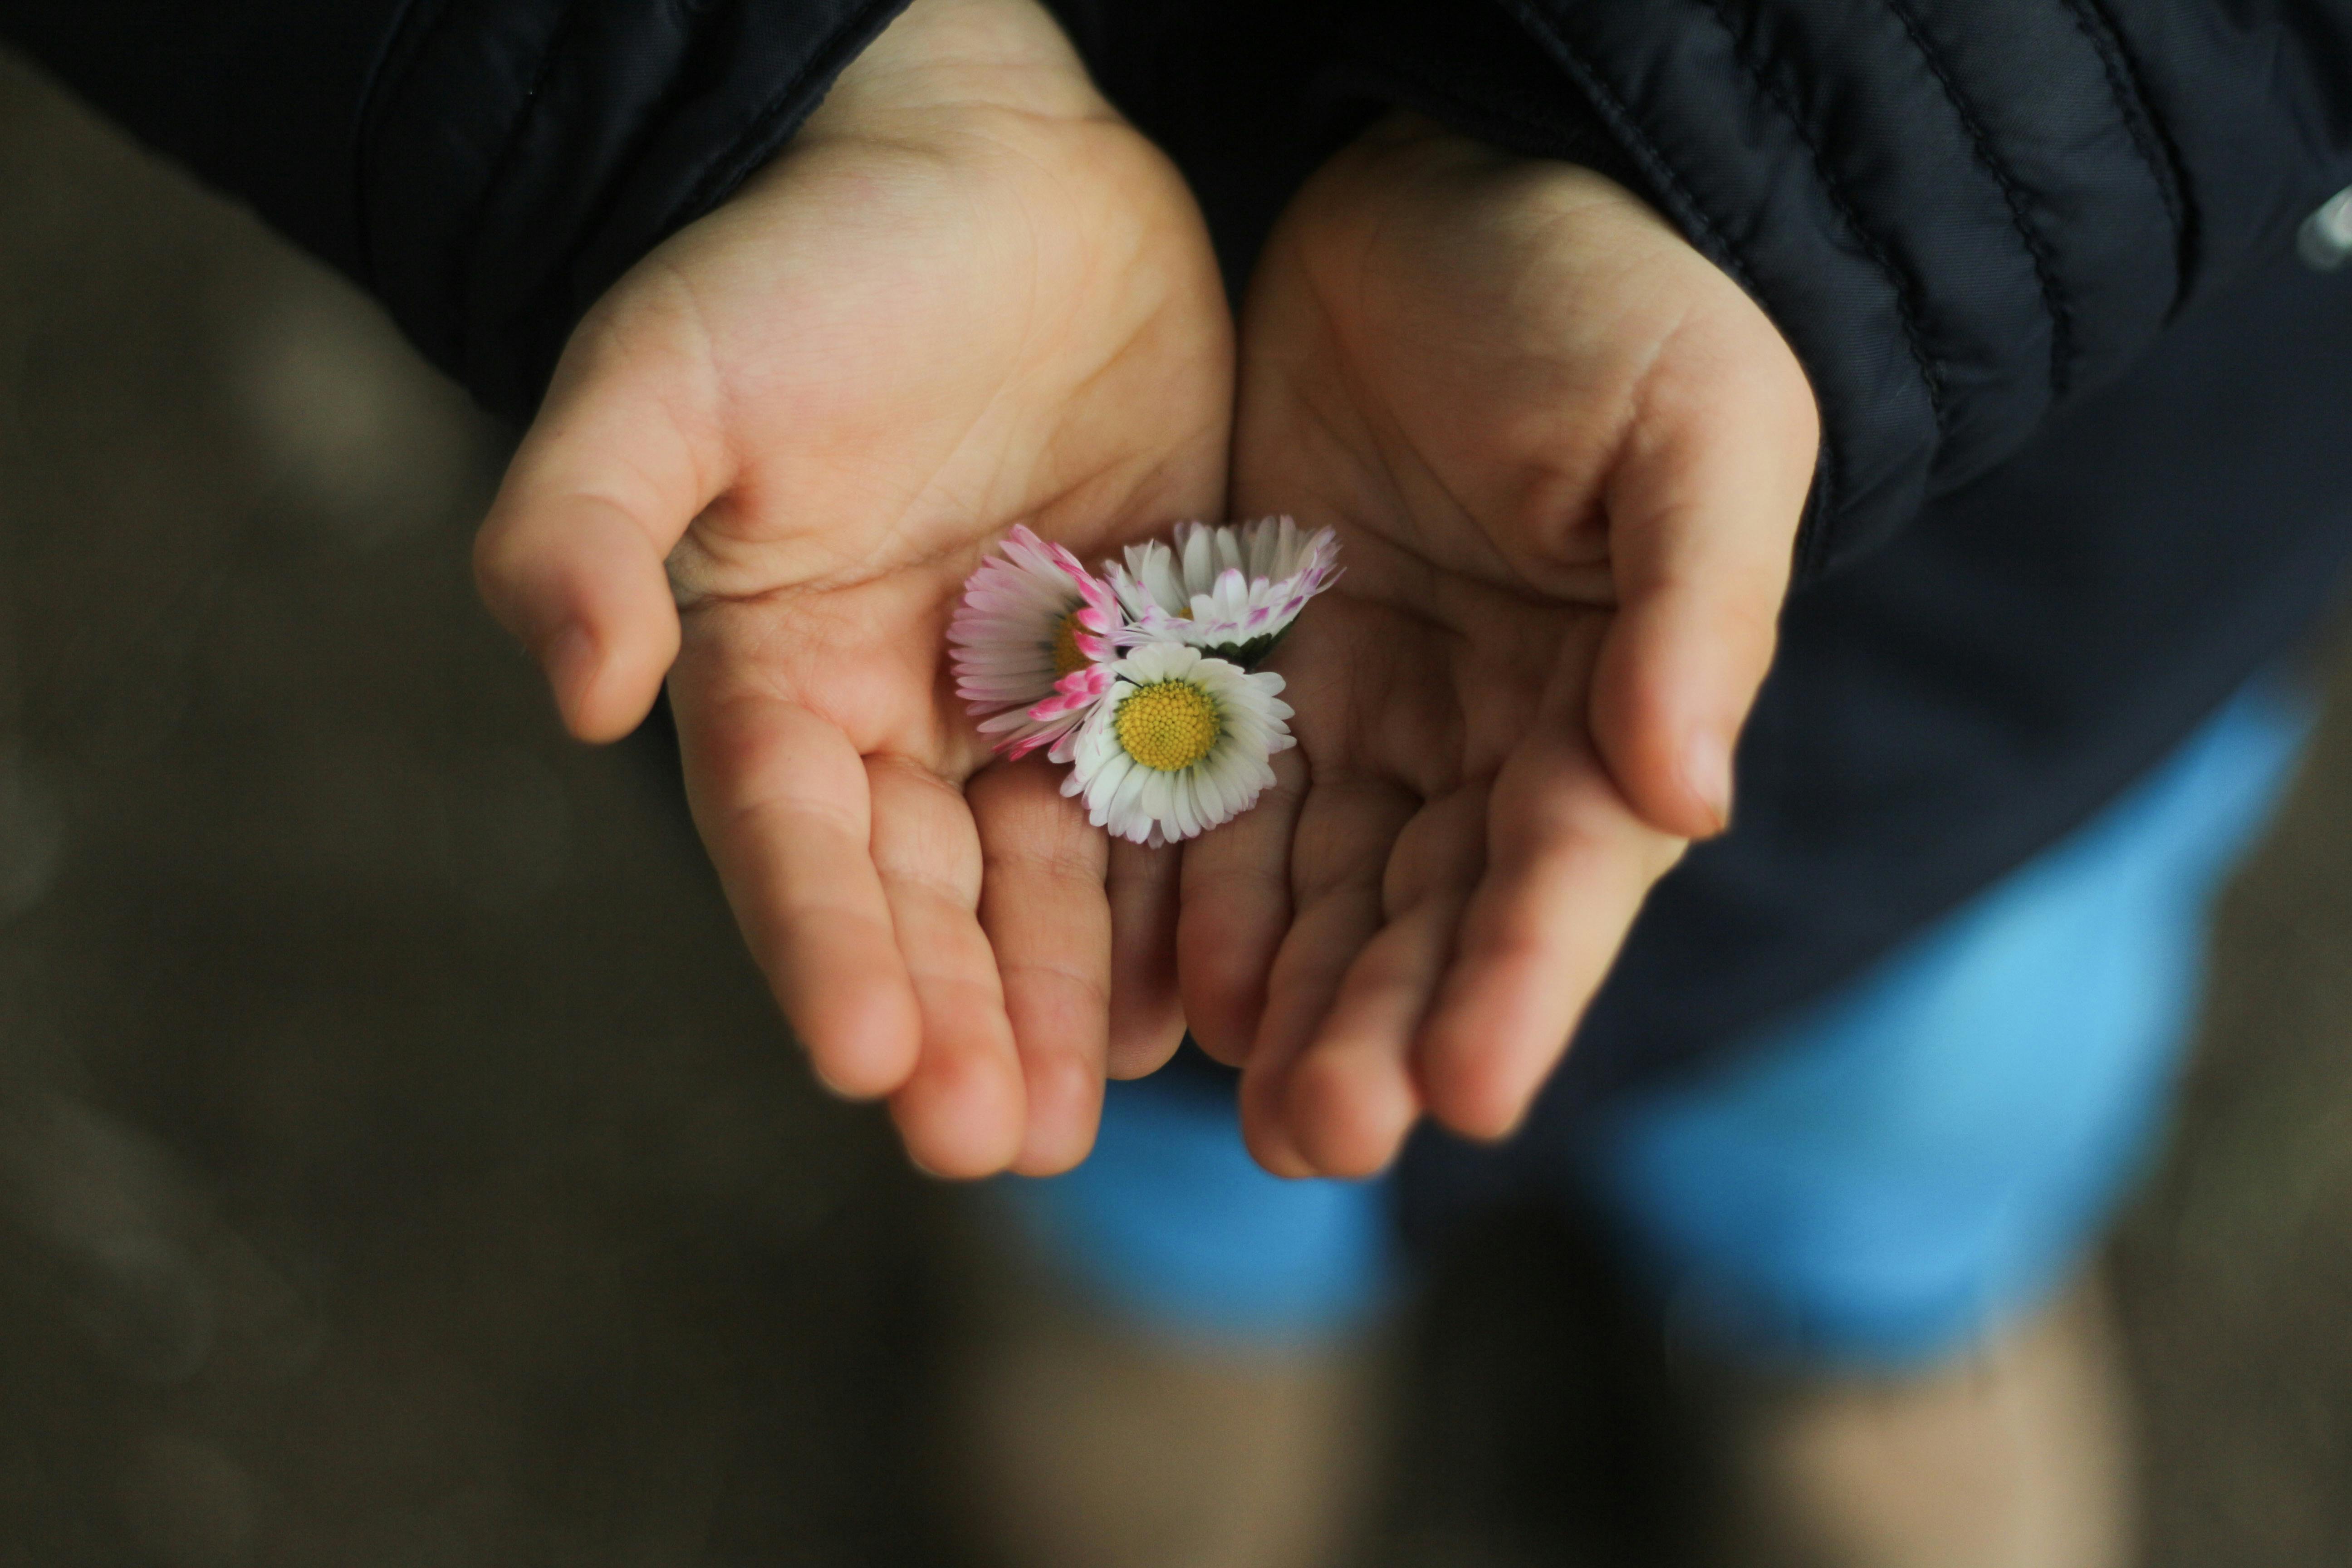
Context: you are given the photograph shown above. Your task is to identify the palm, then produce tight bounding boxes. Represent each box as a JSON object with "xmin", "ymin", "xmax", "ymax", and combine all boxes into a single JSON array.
[
  {"xmin": 477, "ymin": 0, "xmax": 1231, "ymax": 1176},
  {"xmin": 1185, "ymin": 118, "xmax": 1817, "ymax": 1178},
  {"xmin": 658, "ymin": 108, "xmax": 1227, "ymax": 628}
]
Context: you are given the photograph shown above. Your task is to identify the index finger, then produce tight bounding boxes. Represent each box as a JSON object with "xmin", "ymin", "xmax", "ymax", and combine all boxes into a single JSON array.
[
  {"xmin": 1411, "ymin": 719, "xmax": 1683, "ymax": 1142},
  {"xmin": 670, "ymin": 671, "xmax": 922, "ymax": 1100}
]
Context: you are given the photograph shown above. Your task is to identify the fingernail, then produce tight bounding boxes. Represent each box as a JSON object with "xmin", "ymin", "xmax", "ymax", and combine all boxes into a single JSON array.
[{"xmin": 1686, "ymin": 727, "xmax": 1735, "ymax": 834}]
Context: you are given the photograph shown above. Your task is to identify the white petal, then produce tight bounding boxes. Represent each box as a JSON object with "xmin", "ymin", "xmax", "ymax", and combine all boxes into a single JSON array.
[
  {"xmin": 1169, "ymin": 771, "xmax": 1204, "ymax": 838},
  {"xmin": 1214, "ymin": 528, "xmax": 1244, "ymax": 576},
  {"xmin": 1144, "ymin": 551, "xmax": 1188, "ymax": 616},
  {"xmin": 1192, "ymin": 768, "xmax": 1235, "ymax": 833},
  {"xmin": 1139, "ymin": 769, "xmax": 1175, "ymax": 834},
  {"xmin": 1180, "ymin": 528, "xmax": 1216, "ymax": 596},
  {"xmin": 1105, "ymin": 757, "xmax": 1155, "ymax": 836},
  {"xmin": 1086, "ymin": 756, "xmax": 1133, "ymax": 827}
]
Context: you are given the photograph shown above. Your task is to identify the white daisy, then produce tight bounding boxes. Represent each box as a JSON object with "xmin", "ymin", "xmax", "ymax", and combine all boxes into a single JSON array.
[
  {"xmin": 1106, "ymin": 516, "xmax": 1340, "ymax": 668},
  {"xmin": 950, "ymin": 525, "xmax": 1121, "ymax": 759},
  {"xmin": 1062, "ymin": 642, "xmax": 1295, "ymax": 847}
]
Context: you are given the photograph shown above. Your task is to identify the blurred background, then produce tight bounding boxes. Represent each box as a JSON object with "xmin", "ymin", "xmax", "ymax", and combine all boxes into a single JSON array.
[{"xmin": 1, "ymin": 45, "xmax": 2349, "ymax": 1568}]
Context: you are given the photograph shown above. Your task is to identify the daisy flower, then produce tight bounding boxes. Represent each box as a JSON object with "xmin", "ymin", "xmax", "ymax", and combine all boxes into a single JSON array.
[
  {"xmin": 1063, "ymin": 642, "xmax": 1295, "ymax": 847},
  {"xmin": 1106, "ymin": 516, "xmax": 1340, "ymax": 668},
  {"xmin": 1009, "ymin": 662, "xmax": 1115, "ymax": 765},
  {"xmin": 950, "ymin": 525, "xmax": 1121, "ymax": 760}
]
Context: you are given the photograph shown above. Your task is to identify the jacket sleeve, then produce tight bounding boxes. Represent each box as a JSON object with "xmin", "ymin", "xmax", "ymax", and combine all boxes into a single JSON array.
[
  {"xmin": 0, "ymin": 0, "xmax": 912, "ymax": 422},
  {"xmin": 1334, "ymin": 0, "xmax": 2352, "ymax": 578}
]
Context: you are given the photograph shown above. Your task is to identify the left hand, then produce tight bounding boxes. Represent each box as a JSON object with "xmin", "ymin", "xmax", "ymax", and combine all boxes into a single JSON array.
[
  {"xmin": 471, "ymin": 0, "xmax": 1228, "ymax": 1178},
  {"xmin": 1181, "ymin": 114, "xmax": 1819, "ymax": 1177}
]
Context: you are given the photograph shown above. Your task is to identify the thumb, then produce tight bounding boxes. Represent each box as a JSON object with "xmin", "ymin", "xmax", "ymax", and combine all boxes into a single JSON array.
[
  {"xmin": 1588, "ymin": 343, "xmax": 1817, "ymax": 839},
  {"xmin": 472, "ymin": 334, "xmax": 724, "ymax": 744}
]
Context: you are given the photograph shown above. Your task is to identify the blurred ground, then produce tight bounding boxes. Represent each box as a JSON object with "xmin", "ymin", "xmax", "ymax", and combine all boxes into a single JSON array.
[{"xmin": 0, "ymin": 49, "xmax": 2347, "ymax": 1568}]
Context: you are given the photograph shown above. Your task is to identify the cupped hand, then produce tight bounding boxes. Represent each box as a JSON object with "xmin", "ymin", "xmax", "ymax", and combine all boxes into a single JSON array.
[
  {"xmin": 1184, "ymin": 115, "xmax": 1819, "ymax": 1178},
  {"xmin": 472, "ymin": 0, "xmax": 1230, "ymax": 1176}
]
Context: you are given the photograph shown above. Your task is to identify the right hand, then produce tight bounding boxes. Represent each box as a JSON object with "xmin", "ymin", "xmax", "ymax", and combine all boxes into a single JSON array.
[{"xmin": 471, "ymin": 0, "xmax": 1231, "ymax": 1177}]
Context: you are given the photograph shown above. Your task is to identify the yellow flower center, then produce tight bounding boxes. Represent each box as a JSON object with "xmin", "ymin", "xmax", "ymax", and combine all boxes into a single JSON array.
[
  {"xmin": 1051, "ymin": 609, "xmax": 1087, "ymax": 678},
  {"xmin": 1114, "ymin": 680, "xmax": 1222, "ymax": 772}
]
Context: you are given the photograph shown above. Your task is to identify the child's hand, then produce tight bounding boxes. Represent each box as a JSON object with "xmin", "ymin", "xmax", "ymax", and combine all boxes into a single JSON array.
[
  {"xmin": 1185, "ymin": 115, "xmax": 1818, "ymax": 1177},
  {"xmin": 472, "ymin": 0, "xmax": 1228, "ymax": 1177}
]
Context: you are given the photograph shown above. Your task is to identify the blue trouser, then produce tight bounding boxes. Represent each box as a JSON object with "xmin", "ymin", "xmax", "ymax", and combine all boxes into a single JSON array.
[{"xmin": 1005, "ymin": 679, "xmax": 2313, "ymax": 1367}]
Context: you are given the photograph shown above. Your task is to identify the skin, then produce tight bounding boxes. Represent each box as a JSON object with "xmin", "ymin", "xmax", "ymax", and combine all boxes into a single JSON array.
[
  {"xmin": 478, "ymin": 0, "xmax": 1819, "ymax": 1184},
  {"xmin": 471, "ymin": 0, "xmax": 1228, "ymax": 1178},
  {"xmin": 1183, "ymin": 115, "xmax": 1820, "ymax": 1178}
]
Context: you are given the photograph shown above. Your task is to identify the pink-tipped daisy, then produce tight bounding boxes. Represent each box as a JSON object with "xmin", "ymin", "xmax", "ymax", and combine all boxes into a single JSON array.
[
  {"xmin": 1106, "ymin": 516, "xmax": 1340, "ymax": 668},
  {"xmin": 1061, "ymin": 642, "xmax": 1295, "ymax": 847},
  {"xmin": 999, "ymin": 662, "xmax": 1115, "ymax": 765},
  {"xmin": 951, "ymin": 525, "xmax": 1121, "ymax": 759}
]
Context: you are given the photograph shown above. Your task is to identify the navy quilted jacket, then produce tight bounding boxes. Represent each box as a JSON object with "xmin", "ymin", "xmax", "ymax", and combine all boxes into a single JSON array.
[{"xmin": 3, "ymin": 0, "xmax": 2349, "ymax": 1100}]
